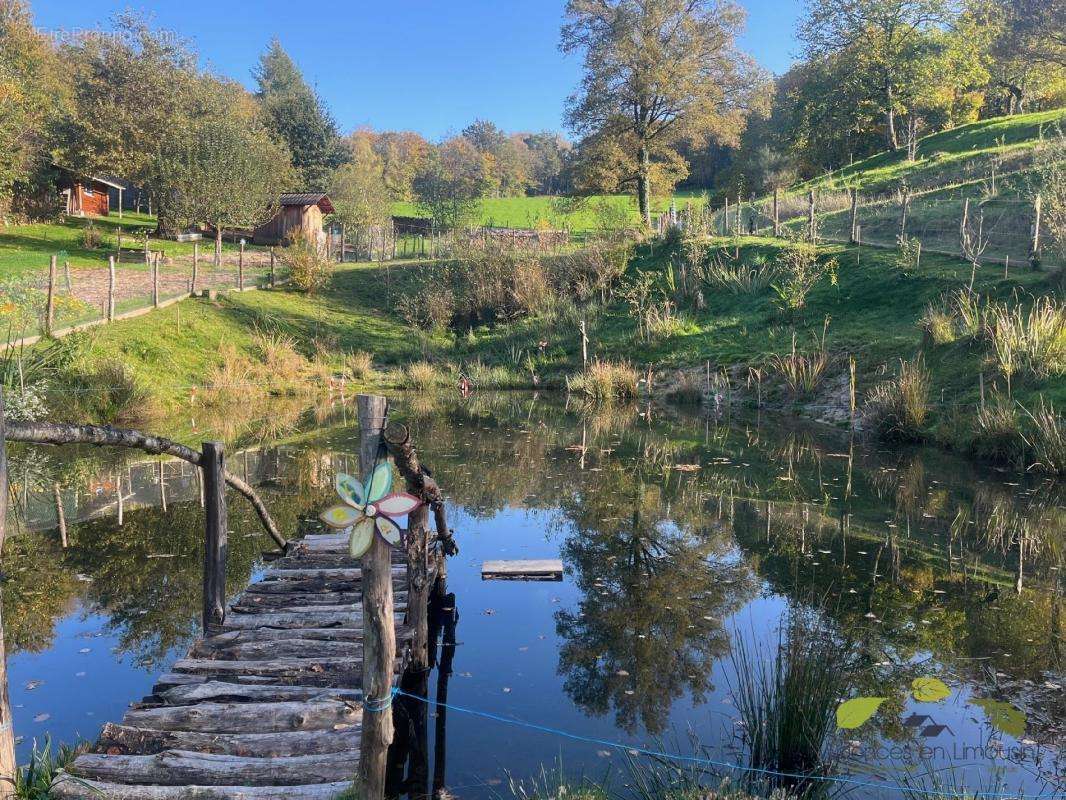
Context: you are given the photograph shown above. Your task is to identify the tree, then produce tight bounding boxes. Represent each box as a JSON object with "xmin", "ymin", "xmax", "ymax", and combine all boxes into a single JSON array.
[
  {"xmin": 798, "ymin": 0, "xmax": 953, "ymax": 151},
  {"xmin": 523, "ymin": 131, "xmax": 571, "ymax": 194},
  {"xmin": 254, "ymin": 39, "xmax": 345, "ymax": 190},
  {"xmin": 0, "ymin": 0, "xmax": 67, "ymax": 218},
  {"xmin": 983, "ymin": 0, "xmax": 1066, "ymax": 115},
  {"xmin": 412, "ymin": 137, "xmax": 488, "ymax": 231},
  {"xmin": 168, "ymin": 87, "xmax": 293, "ymax": 264},
  {"xmin": 331, "ymin": 130, "xmax": 391, "ymax": 232},
  {"xmin": 561, "ymin": 0, "xmax": 753, "ymax": 225},
  {"xmin": 373, "ymin": 130, "xmax": 431, "ymax": 200}
]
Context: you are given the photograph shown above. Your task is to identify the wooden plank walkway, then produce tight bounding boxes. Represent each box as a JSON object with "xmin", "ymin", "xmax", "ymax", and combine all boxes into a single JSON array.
[{"xmin": 51, "ymin": 532, "xmax": 413, "ymax": 799}]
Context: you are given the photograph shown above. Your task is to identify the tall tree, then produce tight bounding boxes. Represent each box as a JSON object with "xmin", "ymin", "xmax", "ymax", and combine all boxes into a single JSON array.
[
  {"xmin": 254, "ymin": 39, "xmax": 345, "ymax": 190},
  {"xmin": 331, "ymin": 130, "xmax": 392, "ymax": 232},
  {"xmin": 561, "ymin": 0, "xmax": 753, "ymax": 225},
  {"xmin": 373, "ymin": 130, "xmax": 431, "ymax": 201},
  {"xmin": 412, "ymin": 137, "xmax": 488, "ymax": 231},
  {"xmin": 798, "ymin": 0, "xmax": 953, "ymax": 151}
]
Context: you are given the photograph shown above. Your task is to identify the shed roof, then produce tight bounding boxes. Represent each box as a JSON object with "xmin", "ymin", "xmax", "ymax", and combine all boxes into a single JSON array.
[
  {"xmin": 52, "ymin": 164, "xmax": 126, "ymax": 191},
  {"xmin": 279, "ymin": 193, "xmax": 334, "ymax": 214}
]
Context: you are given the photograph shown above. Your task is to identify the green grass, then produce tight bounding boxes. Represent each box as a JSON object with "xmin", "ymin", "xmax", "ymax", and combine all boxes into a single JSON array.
[
  {"xmin": 794, "ymin": 109, "xmax": 1065, "ymax": 195},
  {"xmin": 0, "ymin": 212, "xmax": 260, "ymax": 277},
  {"xmin": 391, "ymin": 191, "xmax": 707, "ymax": 232}
]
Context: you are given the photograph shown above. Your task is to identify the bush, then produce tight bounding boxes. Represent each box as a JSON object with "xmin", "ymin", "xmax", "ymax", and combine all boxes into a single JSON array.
[
  {"xmin": 81, "ymin": 221, "xmax": 101, "ymax": 250},
  {"xmin": 279, "ymin": 232, "xmax": 332, "ymax": 293},
  {"xmin": 770, "ymin": 246, "xmax": 837, "ymax": 314},
  {"xmin": 397, "ymin": 285, "xmax": 455, "ymax": 331},
  {"xmin": 347, "ymin": 351, "xmax": 374, "ymax": 381},
  {"xmin": 862, "ymin": 356, "xmax": 930, "ymax": 441},
  {"xmin": 404, "ymin": 361, "xmax": 450, "ymax": 391},
  {"xmin": 893, "ymin": 235, "xmax": 922, "ymax": 274},
  {"xmin": 566, "ymin": 359, "xmax": 638, "ymax": 402}
]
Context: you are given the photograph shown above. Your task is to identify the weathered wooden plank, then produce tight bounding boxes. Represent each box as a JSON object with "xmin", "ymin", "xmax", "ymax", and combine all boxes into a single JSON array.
[
  {"xmin": 67, "ymin": 749, "xmax": 360, "ymax": 786},
  {"xmin": 171, "ymin": 658, "xmax": 364, "ymax": 682},
  {"xmin": 50, "ymin": 777, "xmax": 352, "ymax": 800},
  {"xmin": 154, "ymin": 681, "xmax": 361, "ymax": 707},
  {"xmin": 233, "ymin": 591, "xmax": 408, "ymax": 610},
  {"xmin": 96, "ymin": 722, "xmax": 359, "ymax": 758},
  {"xmin": 122, "ymin": 700, "xmax": 360, "ymax": 733},
  {"xmin": 221, "ymin": 610, "xmax": 404, "ymax": 630},
  {"xmin": 190, "ymin": 639, "xmax": 363, "ymax": 661},
  {"xmin": 261, "ymin": 567, "xmax": 405, "ymax": 581},
  {"xmin": 481, "ymin": 559, "xmax": 563, "ymax": 580}
]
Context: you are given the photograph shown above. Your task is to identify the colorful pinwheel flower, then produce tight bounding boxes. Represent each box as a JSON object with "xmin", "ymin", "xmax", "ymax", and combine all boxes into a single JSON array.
[{"xmin": 319, "ymin": 463, "xmax": 422, "ymax": 557}]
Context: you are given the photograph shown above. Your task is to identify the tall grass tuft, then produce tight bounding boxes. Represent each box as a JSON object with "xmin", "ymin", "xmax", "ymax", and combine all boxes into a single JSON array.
[
  {"xmin": 984, "ymin": 296, "xmax": 1066, "ymax": 379},
  {"xmin": 698, "ymin": 253, "xmax": 780, "ymax": 295},
  {"xmin": 566, "ymin": 359, "xmax": 638, "ymax": 402},
  {"xmin": 62, "ymin": 358, "xmax": 156, "ymax": 426},
  {"xmin": 346, "ymin": 350, "xmax": 374, "ymax": 381},
  {"xmin": 862, "ymin": 356, "xmax": 930, "ymax": 442},
  {"xmin": 970, "ymin": 394, "xmax": 1025, "ymax": 464},
  {"xmin": 14, "ymin": 738, "xmax": 85, "ymax": 799},
  {"xmin": 919, "ymin": 303, "xmax": 956, "ymax": 345},
  {"xmin": 729, "ymin": 609, "xmax": 853, "ymax": 798},
  {"xmin": 1021, "ymin": 399, "xmax": 1066, "ymax": 474},
  {"xmin": 404, "ymin": 361, "xmax": 451, "ymax": 392},
  {"xmin": 770, "ymin": 333, "xmax": 829, "ymax": 400}
]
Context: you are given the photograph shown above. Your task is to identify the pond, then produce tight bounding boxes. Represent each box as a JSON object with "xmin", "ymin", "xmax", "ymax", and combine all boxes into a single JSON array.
[{"xmin": 1, "ymin": 394, "xmax": 1062, "ymax": 799}]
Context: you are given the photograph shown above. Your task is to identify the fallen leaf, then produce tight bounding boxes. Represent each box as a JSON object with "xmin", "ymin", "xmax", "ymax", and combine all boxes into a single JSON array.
[{"xmin": 836, "ymin": 697, "xmax": 887, "ymax": 729}]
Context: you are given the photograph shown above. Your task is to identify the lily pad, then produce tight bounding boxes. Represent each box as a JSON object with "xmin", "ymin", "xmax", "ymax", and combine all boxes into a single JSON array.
[
  {"xmin": 912, "ymin": 676, "xmax": 951, "ymax": 703},
  {"xmin": 836, "ymin": 696, "xmax": 887, "ymax": 729},
  {"xmin": 973, "ymin": 698, "xmax": 1026, "ymax": 738}
]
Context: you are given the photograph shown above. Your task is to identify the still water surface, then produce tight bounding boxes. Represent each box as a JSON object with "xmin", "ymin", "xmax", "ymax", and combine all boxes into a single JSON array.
[{"xmin": 2, "ymin": 394, "xmax": 1063, "ymax": 797}]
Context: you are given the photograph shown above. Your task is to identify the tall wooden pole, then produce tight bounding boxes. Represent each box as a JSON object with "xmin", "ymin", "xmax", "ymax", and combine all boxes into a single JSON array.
[
  {"xmin": 0, "ymin": 393, "xmax": 14, "ymax": 800},
  {"xmin": 1031, "ymin": 194, "xmax": 1042, "ymax": 266},
  {"xmin": 357, "ymin": 394, "xmax": 394, "ymax": 800},
  {"xmin": 807, "ymin": 190, "xmax": 816, "ymax": 242},
  {"xmin": 849, "ymin": 188, "xmax": 859, "ymax": 244},
  {"xmin": 152, "ymin": 253, "xmax": 160, "ymax": 308},
  {"xmin": 238, "ymin": 241, "xmax": 245, "ymax": 290},
  {"xmin": 53, "ymin": 483, "xmax": 67, "ymax": 548},
  {"xmin": 192, "ymin": 242, "xmax": 199, "ymax": 295},
  {"xmin": 270, "ymin": 247, "xmax": 276, "ymax": 287},
  {"xmin": 201, "ymin": 441, "xmax": 227, "ymax": 637},
  {"xmin": 772, "ymin": 188, "xmax": 781, "ymax": 237},
  {"xmin": 46, "ymin": 255, "xmax": 57, "ymax": 336},
  {"xmin": 107, "ymin": 256, "xmax": 116, "ymax": 322}
]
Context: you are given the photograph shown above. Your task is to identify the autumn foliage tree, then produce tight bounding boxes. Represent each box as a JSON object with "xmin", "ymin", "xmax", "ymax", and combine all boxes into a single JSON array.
[{"xmin": 561, "ymin": 0, "xmax": 754, "ymax": 225}]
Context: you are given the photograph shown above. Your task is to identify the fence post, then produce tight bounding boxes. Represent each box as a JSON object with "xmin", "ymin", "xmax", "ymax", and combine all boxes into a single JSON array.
[
  {"xmin": 723, "ymin": 197, "xmax": 729, "ymax": 236},
  {"xmin": 899, "ymin": 186, "xmax": 910, "ymax": 238},
  {"xmin": 152, "ymin": 252, "xmax": 160, "ymax": 309},
  {"xmin": 238, "ymin": 240, "xmax": 245, "ymax": 290},
  {"xmin": 64, "ymin": 261, "xmax": 72, "ymax": 295},
  {"xmin": 53, "ymin": 483, "xmax": 67, "ymax": 548},
  {"xmin": 357, "ymin": 393, "xmax": 394, "ymax": 800},
  {"xmin": 192, "ymin": 242, "xmax": 199, "ymax": 295},
  {"xmin": 849, "ymin": 188, "xmax": 859, "ymax": 244},
  {"xmin": 270, "ymin": 247, "xmax": 276, "ymax": 287},
  {"xmin": 46, "ymin": 255, "xmax": 57, "ymax": 336},
  {"xmin": 1030, "ymin": 194, "xmax": 1042, "ymax": 265},
  {"xmin": 201, "ymin": 441, "xmax": 227, "ymax": 637},
  {"xmin": 144, "ymin": 231, "xmax": 149, "ymax": 265},
  {"xmin": 116, "ymin": 229, "xmax": 122, "ymax": 265},
  {"xmin": 340, "ymin": 226, "xmax": 346, "ymax": 264},
  {"xmin": 580, "ymin": 318, "xmax": 589, "ymax": 366},
  {"xmin": 107, "ymin": 256, "xmax": 116, "ymax": 322},
  {"xmin": 773, "ymin": 188, "xmax": 781, "ymax": 237},
  {"xmin": 807, "ymin": 190, "xmax": 816, "ymax": 243}
]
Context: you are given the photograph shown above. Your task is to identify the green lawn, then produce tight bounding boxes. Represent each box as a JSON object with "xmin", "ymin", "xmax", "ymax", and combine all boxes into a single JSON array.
[{"xmin": 0, "ymin": 212, "xmax": 258, "ymax": 278}]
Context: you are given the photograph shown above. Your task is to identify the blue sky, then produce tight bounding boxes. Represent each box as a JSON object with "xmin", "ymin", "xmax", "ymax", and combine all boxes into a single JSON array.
[{"xmin": 32, "ymin": 0, "xmax": 802, "ymax": 140}]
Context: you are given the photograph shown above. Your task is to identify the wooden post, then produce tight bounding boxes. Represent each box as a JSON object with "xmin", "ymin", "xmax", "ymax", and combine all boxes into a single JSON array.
[
  {"xmin": 106, "ymin": 256, "xmax": 116, "ymax": 322},
  {"xmin": 117, "ymin": 187, "xmax": 123, "ymax": 219},
  {"xmin": 849, "ymin": 188, "xmax": 859, "ymax": 243},
  {"xmin": 144, "ymin": 231, "xmax": 150, "ymax": 265},
  {"xmin": 46, "ymin": 255, "xmax": 57, "ymax": 336},
  {"xmin": 357, "ymin": 394, "xmax": 394, "ymax": 800},
  {"xmin": 201, "ymin": 441, "xmax": 227, "ymax": 636},
  {"xmin": 0, "ymin": 392, "xmax": 16, "ymax": 799},
  {"xmin": 580, "ymin": 318, "xmax": 589, "ymax": 367},
  {"xmin": 807, "ymin": 190, "xmax": 816, "ymax": 242},
  {"xmin": 340, "ymin": 227, "xmax": 346, "ymax": 264},
  {"xmin": 152, "ymin": 253, "xmax": 160, "ymax": 308},
  {"xmin": 238, "ymin": 240, "xmax": 245, "ymax": 290},
  {"xmin": 192, "ymin": 242, "xmax": 199, "ymax": 295},
  {"xmin": 772, "ymin": 188, "xmax": 781, "ymax": 237},
  {"xmin": 116, "ymin": 228, "xmax": 122, "ymax": 265},
  {"xmin": 53, "ymin": 483, "xmax": 67, "ymax": 548},
  {"xmin": 64, "ymin": 261, "xmax": 73, "ymax": 295},
  {"xmin": 270, "ymin": 247, "xmax": 276, "ymax": 287},
  {"xmin": 960, "ymin": 198, "xmax": 970, "ymax": 256},
  {"xmin": 899, "ymin": 186, "xmax": 910, "ymax": 238},
  {"xmin": 1030, "ymin": 194, "xmax": 1042, "ymax": 263},
  {"xmin": 723, "ymin": 197, "xmax": 729, "ymax": 236}
]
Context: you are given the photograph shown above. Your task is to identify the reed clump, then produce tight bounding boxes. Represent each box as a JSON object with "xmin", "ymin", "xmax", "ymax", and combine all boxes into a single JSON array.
[
  {"xmin": 862, "ymin": 356, "xmax": 930, "ymax": 442},
  {"xmin": 770, "ymin": 332, "xmax": 829, "ymax": 400},
  {"xmin": 1021, "ymin": 399, "xmax": 1066, "ymax": 474},
  {"xmin": 970, "ymin": 394, "xmax": 1026, "ymax": 464},
  {"xmin": 566, "ymin": 359, "xmax": 638, "ymax": 402},
  {"xmin": 983, "ymin": 296, "xmax": 1066, "ymax": 380},
  {"xmin": 404, "ymin": 361, "xmax": 452, "ymax": 391},
  {"xmin": 346, "ymin": 351, "xmax": 374, "ymax": 381}
]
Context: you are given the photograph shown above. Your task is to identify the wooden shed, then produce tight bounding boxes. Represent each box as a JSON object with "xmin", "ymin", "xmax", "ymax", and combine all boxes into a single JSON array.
[
  {"xmin": 55, "ymin": 167, "xmax": 124, "ymax": 217},
  {"xmin": 253, "ymin": 193, "xmax": 334, "ymax": 246}
]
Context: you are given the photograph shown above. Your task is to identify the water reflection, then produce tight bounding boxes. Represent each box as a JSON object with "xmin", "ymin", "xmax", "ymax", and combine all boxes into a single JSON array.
[{"xmin": 0, "ymin": 394, "xmax": 1060, "ymax": 797}]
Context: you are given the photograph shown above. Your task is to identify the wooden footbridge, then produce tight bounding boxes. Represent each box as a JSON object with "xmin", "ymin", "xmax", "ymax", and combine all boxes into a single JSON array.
[{"xmin": 0, "ymin": 394, "xmax": 454, "ymax": 800}]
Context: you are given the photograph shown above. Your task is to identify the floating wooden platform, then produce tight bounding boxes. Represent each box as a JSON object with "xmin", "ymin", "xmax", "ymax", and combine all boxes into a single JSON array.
[
  {"xmin": 51, "ymin": 534, "xmax": 412, "ymax": 799},
  {"xmin": 481, "ymin": 559, "xmax": 563, "ymax": 581}
]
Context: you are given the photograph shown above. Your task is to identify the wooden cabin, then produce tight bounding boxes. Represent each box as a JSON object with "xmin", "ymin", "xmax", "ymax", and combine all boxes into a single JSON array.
[
  {"xmin": 253, "ymin": 193, "xmax": 334, "ymax": 246},
  {"xmin": 55, "ymin": 167, "xmax": 124, "ymax": 217}
]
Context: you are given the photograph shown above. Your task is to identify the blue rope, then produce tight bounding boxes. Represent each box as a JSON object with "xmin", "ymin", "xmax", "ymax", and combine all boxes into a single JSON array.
[
  {"xmin": 391, "ymin": 689, "xmax": 1059, "ymax": 799},
  {"xmin": 363, "ymin": 688, "xmax": 398, "ymax": 713}
]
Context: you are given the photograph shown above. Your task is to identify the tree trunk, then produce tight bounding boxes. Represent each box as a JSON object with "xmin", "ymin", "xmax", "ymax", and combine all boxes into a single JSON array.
[
  {"xmin": 215, "ymin": 228, "xmax": 223, "ymax": 268},
  {"xmin": 637, "ymin": 144, "xmax": 651, "ymax": 227},
  {"xmin": 885, "ymin": 85, "xmax": 899, "ymax": 150}
]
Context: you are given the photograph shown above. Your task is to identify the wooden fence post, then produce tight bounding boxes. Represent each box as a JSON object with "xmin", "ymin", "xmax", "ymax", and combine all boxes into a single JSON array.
[
  {"xmin": 192, "ymin": 242, "xmax": 199, "ymax": 295},
  {"xmin": 53, "ymin": 483, "xmax": 67, "ymax": 548},
  {"xmin": 807, "ymin": 190, "xmax": 816, "ymax": 242},
  {"xmin": 116, "ymin": 229, "xmax": 122, "ymax": 265},
  {"xmin": 773, "ymin": 188, "xmax": 781, "ymax": 237},
  {"xmin": 357, "ymin": 393, "xmax": 394, "ymax": 800},
  {"xmin": 64, "ymin": 261, "xmax": 72, "ymax": 295},
  {"xmin": 960, "ymin": 198, "xmax": 970, "ymax": 256},
  {"xmin": 107, "ymin": 256, "xmax": 116, "ymax": 322},
  {"xmin": 152, "ymin": 253, "xmax": 160, "ymax": 308},
  {"xmin": 340, "ymin": 227, "xmax": 346, "ymax": 264},
  {"xmin": 238, "ymin": 240, "xmax": 245, "ymax": 290},
  {"xmin": 723, "ymin": 197, "xmax": 729, "ymax": 236},
  {"xmin": 899, "ymin": 186, "xmax": 910, "ymax": 238},
  {"xmin": 580, "ymin": 318, "xmax": 589, "ymax": 367},
  {"xmin": 0, "ymin": 390, "xmax": 14, "ymax": 798},
  {"xmin": 1031, "ymin": 194, "xmax": 1042, "ymax": 263},
  {"xmin": 849, "ymin": 188, "xmax": 859, "ymax": 244},
  {"xmin": 270, "ymin": 247, "xmax": 276, "ymax": 287},
  {"xmin": 46, "ymin": 255, "xmax": 56, "ymax": 336},
  {"xmin": 201, "ymin": 441, "xmax": 227, "ymax": 637}
]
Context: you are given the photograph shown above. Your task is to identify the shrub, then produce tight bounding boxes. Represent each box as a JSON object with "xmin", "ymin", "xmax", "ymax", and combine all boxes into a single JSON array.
[
  {"xmin": 862, "ymin": 356, "xmax": 930, "ymax": 441},
  {"xmin": 279, "ymin": 232, "xmax": 332, "ymax": 293},
  {"xmin": 347, "ymin": 351, "xmax": 374, "ymax": 381},
  {"xmin": 566, "ymin": 359, "xmax": 638, "ymax": 402},
  {"xmin": 81, "ymin": 221, "xmax": 101, "ymax": 250},
  {"xmin": 404, "ymin": 361, "xmax": 450, "ymax": 391},
  {"xmin": 770, "ymin": 246, "xmax": 837, "ymax": 314},
  {"xmin": 1021, "ymin": 399, "xmax": 1065, "ymax": 475},
  {"xmin": 893, "ymin": 234, "xmax": 922, "ymax": 274},
  {"xmin": 65, "ymin": 359, "xmax": 154, "ymax": 425},
  {"xmin": 397, "ymin": 285, "xmax": 455, "ymax": 331}
]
